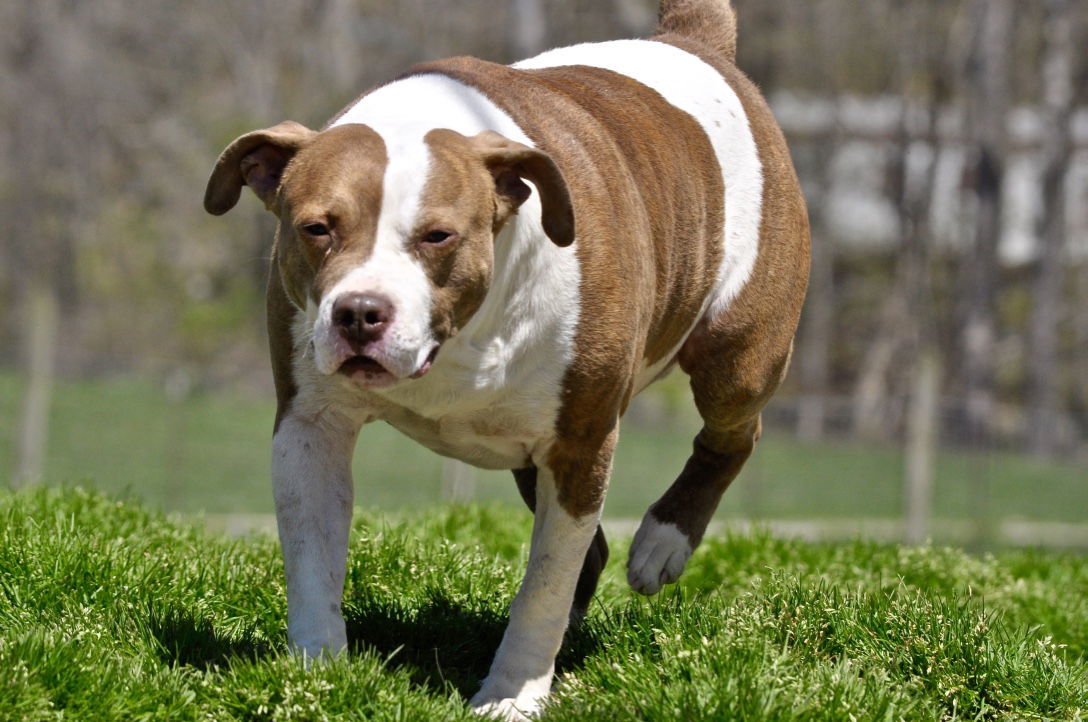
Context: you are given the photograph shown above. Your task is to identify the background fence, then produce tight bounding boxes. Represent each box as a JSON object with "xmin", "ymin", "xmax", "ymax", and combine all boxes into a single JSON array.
[{"xmin": 1, "ymin": 0, "xmax": 1085, "ymax": 547}]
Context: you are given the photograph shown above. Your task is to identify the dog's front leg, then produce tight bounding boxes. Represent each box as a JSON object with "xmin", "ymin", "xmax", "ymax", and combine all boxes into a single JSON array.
[
  {"xmin": 271, "ymin": 412, "xmax": 358, "ymax": 659},
  {"xmin": 471, "ymin": 440, "xmax": 613, "ymax": 720}
]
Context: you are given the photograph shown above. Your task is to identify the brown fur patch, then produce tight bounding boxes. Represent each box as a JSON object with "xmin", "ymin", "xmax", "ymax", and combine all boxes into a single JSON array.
[
  {"xmin": 411, "ymin": 130, "xmax": 499, "ymax": 344},
  {"xmin": 403, "ymin": 58, "xmax": 726, "ymax": 516},
  {"xmin": 268, "ymin": 262, "xmax": 300, "ymax": 434},
  {"xmin": 276, "ymin": 124, "xmax": 388, "ymax": 307}
]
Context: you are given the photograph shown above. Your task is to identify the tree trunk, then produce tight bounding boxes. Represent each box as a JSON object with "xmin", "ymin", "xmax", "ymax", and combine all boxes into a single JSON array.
[
  {"xmin": 958, "ymin": 0, "xmax": 1013, "ymax": 450},
  {"xmin": 797, "ymin": 2, "xmax": 846, "ymax": 441},
  {"xmin": 852, "ymin": 2, "xmax": 942, "ymax": 440},
  {"xmin": 797, "ymin": 234, "xmax": 833, "ymax": 441},
  {"xmin": 509, "ymin": 0, "xmax": 546, "ymax": 58},
  {"xmin": 1076, "ymin": 266, "xmax": 1088, "ymax": 455},
  {"xmin": 1026, "ymin": 0, "xmax": 1075, "ymax": 458},
  {"xmin": 797, "ymin": 100, "xmax": 838, "ymax": 442},
  {"xmin": 852, "ymin": 290, "xmax": 908, "ymax": 438},
  {"xmin": 13, "ymin": 279, "xmax": 59, "ymax": 488},
  {"xmin": 611, "ymin": 0, "xmax": 655, "ymax": 37}
]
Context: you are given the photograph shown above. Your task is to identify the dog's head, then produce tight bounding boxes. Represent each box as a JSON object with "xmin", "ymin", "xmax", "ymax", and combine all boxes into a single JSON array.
[{"xmin": 205, "ymin": 122, "xmax": 573, "ymax": 388}]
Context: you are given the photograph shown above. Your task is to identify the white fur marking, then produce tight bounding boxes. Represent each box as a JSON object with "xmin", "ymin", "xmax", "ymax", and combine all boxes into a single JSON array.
[
  {"xmin": 471, "ymin": 467, "xmax": 600, "ymax": 716},
  {"xmin": 311, "ymin": 139, "xmax": 436, "ymax": 380},
  {"xmin": 272, "ymin": 415, "xmax": 358, "ymax": 657},
  {"xmin": 517, "ymin": 39, "xmax": 764, "ymax": 320},
  {"xmin": 627, "ymin": 516, "xmax": 693, "ymax": 596},
  {"xmin": 333, "ymin": 73, "xmax": 531, "ymax": 143}
]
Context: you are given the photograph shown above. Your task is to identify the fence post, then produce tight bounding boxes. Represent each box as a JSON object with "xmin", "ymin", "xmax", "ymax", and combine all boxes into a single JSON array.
[
  {"xmin": 441, "ymin": 458, "xmax": 476, "ymax": 503},
  {"xmin": 904, "ymin": 351, "xmax": 940, "ymax": 544},
  {"xmin": 164, "ymin": 369, "xmax": 194, "ymax": 510},
  {"xmin": 13, "ymin": 280, "xmax": 59, "ymax": 488}
]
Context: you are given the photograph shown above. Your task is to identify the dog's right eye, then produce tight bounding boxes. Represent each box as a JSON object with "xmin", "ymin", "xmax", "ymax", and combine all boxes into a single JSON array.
[
  {"xmin": 422, "ymin": 230, "xmax": 454, "ymax": 245},
  {"xmin": 301, "ymin": 223, "xmax": 330, "ymax": 237}
]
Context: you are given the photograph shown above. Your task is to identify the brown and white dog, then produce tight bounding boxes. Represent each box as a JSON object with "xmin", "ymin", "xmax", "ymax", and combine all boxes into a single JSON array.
[{"xmin": 205, "ymin": 0, "xmax": 808, "ymax": 717}]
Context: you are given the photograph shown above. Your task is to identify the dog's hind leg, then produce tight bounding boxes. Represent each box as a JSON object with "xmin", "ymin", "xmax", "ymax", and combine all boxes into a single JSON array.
[
  {"xmin": 627, "ymin": 415, "xmax": 759, "ymax": 595},
  {"xmin": 627, "ymin": 328, "xmax": 793, "ymax": 595},
  {"xmin": 513, "ymin": 466, "xmax": 608, "ymax": 619}
]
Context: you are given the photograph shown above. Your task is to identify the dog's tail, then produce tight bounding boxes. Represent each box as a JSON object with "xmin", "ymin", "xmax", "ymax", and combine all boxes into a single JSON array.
[{"xmin": 656, "ymin": 0, "xmax": 737, "ymax": 63}]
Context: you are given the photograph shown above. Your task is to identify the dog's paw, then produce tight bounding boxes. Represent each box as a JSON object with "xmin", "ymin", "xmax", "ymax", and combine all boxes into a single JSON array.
[
  {"xmin": 470, "ymin": 673, "xmax": 548, "ymax": 721},
  {"xmin": 471, "ymin": 697, "xmax": 536, "ymax": 722},
  {"xmin": 288, "ymin": 623, "xmax": 348, "ymax": 664},
  {"xmin": 288, "ymin": 635, "xmax": 347, "ymax": 668},
  {"xmin": 627, "ymin": 516, "xmax": 693, "ymax": 595}
]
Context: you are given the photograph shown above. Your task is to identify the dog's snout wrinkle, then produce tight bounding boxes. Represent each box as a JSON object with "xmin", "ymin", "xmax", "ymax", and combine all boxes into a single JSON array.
[{"xmin": 332, "ymin": 292, "xmax": 394, "ymax": 344}]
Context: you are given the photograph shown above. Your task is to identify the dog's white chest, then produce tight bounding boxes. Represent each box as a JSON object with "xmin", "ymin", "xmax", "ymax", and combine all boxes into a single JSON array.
[
  {"xmin": 291, "ymin": 320, "xmax": 567, "ymax": 470},
  {"xmin": 368, "ymin": 336, "xmax": 563, "ymax": 469},
  {"xmin": 381, "ymin": 404, "xmax": 537, "ymax": 470}
]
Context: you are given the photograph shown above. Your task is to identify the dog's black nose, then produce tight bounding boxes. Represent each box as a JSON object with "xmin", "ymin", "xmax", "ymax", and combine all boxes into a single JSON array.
[{"xmin": 332, "ymin": 292, "xmax": 394, "ymax": 344}]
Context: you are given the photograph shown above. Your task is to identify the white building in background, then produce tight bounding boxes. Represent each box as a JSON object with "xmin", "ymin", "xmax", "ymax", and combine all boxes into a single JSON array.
[{"xmin": 771, "ymin": 92, "xmax": 1088, "ymax": 262}]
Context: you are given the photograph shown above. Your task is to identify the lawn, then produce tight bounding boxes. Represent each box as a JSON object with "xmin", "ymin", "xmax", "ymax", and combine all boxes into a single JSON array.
[
  {"xmin": 0, "ymin": 487, "xmax": 1085, "ymax": 720},
  {"xmin": 0, "ymin": 373, "xmax": 1084, "ymax": 529}
]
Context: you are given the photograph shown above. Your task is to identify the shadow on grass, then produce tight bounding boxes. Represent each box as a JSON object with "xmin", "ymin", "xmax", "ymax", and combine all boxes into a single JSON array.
[
  {"xmin": 147, "ymin": 591, "xmax": 603, "ymax": 695},
  {"xmin": 345, "ymin": 590, "xmax": 604, "ymax": 697},
  {"xmin": 148, "ymin": 607, "xmax": 273, "ymax": 670}
]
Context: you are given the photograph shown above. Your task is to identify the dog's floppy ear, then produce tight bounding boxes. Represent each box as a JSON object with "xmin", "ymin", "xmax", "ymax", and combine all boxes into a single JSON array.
[
  {"xmin": 204, "ymin": 121, "xmax": 316, "ymax": 215},
  {"xmin": 471, "ymin": 130, "xmax": 575, "ymax": 247}
]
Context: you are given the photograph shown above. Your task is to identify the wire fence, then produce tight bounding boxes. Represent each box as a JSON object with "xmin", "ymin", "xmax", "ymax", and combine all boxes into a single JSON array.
[{"xmin": 429, "ymin": 389, "xmax": 1088, "ymax": 550}]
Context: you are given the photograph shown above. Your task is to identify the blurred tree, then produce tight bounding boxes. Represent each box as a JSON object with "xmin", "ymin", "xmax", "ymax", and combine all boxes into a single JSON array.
[
  {"xmin": 510, "ymin": 0, "xmax": 547, "ymax": 57},
  {"xmin": 612, "ymin": 0, "xmax": 655, "ymax": 38},
  {"xmin": 1026, "ymin": 0, "xmax": 1077, "ymax": 458},
  {"xmin": 957, "ymin": 0, "xmax": 1014, "ymax": 448},
  {"xmin": 796, "ymin": 0, "xmax": 844, "ymax": 442},
  {"xmin": 6, "ymin": 1, "xmax": 90, "ymax": 485},
  {"xmin": 852, "ymin": 0, "xmax": 944, "ymax": 440}
]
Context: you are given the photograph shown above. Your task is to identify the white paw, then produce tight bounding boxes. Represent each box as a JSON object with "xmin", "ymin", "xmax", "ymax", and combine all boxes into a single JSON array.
[
  {"xmin": 289, "ymin": 623, "xmax": 347, "ymax": 658},
  {"xmin": 289, "ymin": 639, "xmax": 346, "ymax": 668},
  {"xmin": 470, "ymin": 673, "xmax": 549, "ymax": 721},
  {"xmin": 471, "ymin": 697, "xmax": 537, "ymax": 721},
  {"xmin": 627, "ymin": 516, "xmax": 693, "ymax": 595}
]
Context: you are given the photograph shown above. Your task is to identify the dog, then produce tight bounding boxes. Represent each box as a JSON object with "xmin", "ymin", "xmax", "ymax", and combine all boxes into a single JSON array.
[{"xmin": 204, "ymin": 0, "xmax": 808, "ymax": 717}]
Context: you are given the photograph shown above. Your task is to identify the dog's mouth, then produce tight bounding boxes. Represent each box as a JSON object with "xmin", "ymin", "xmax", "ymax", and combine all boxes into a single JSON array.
[
  {"xmin": 338, "ymin": 355, "xmax": 389, "ymax": 378},
  {"xmin": 337, "ymin": 346, "xmax": 439, "ymax": 386}
]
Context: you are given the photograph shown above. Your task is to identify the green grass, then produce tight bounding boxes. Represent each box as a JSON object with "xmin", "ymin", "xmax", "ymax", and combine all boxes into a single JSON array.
[
  {"xmin": 0, "ymin": 487, "xmax": 1085, "ymax": 720},
  {"xmin": 0, "ymin": 372, "xmax": 1085, "ymax": 525}
]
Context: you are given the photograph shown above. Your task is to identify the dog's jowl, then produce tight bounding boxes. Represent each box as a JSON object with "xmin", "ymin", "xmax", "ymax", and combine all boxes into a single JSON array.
[{"xmin": 205, "ymin": 0, "xmax": 809, "ymax": 718}]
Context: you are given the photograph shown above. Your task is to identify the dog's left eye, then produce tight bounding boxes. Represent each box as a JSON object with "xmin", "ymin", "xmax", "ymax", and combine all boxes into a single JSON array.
[
  {"xmin": 301, "ymin": 223, "xmax": 330, "ymax": 237},
  {"xmin": 422, "ymin": 230, "xmax": 454, "ymax": 245}
]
